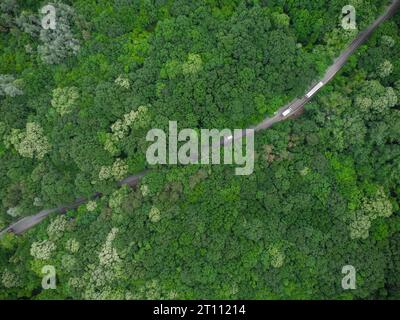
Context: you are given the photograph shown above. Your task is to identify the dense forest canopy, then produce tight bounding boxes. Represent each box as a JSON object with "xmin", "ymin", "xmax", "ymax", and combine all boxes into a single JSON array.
[{"xmin": 0, "ymin": 0, "xmax": 400, "ymax": 300}]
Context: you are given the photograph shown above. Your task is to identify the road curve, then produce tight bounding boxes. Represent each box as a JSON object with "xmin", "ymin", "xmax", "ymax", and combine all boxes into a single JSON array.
[{"xmin": 1, "ymin": 0, "xmax": 399, "ymax": 237}]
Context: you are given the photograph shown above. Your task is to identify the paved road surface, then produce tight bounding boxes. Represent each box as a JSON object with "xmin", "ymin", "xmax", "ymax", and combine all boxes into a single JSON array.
[
  {"xmin": 1, "ymin": 0, "xmax": 399, "ymax": 237},
  {"xmin": 254, "ymin": 0, "xmax": 400, "ymax": 132}
]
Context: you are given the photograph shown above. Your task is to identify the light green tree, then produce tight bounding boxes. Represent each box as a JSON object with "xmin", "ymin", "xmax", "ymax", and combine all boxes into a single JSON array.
[
  {"xmin": 8, "ymin": 122, "xmax": 51, "ymax": 159},
  {"xmin": 51, "ymin": 87, "xmax": 79, "ymax": 116}
]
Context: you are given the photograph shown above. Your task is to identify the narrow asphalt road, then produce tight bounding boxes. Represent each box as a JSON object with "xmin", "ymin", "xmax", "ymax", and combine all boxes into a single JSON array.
[
  {"xmin": 1, "ymin": 0, "xmax": 399, "ymax": 237},
  {"xmin": 253, "ymin": 0, "xmax": 400, "ymax": 132}
]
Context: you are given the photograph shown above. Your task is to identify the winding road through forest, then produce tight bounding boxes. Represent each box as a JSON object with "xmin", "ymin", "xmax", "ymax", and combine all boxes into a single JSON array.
[{"xmin": 1, "ymin": 0, "xmax": 399, "ymax": 238}]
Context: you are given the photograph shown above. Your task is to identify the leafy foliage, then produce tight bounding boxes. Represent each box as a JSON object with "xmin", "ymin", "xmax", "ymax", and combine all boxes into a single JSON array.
[{"xmin": 0, "ymin": 0, "xmax": 399, "ymax": 300}]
